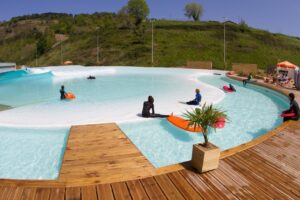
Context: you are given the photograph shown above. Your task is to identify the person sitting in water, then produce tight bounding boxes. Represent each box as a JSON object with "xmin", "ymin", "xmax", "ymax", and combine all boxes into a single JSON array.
[
  {"xmin": 243, "ymin": 73, "xmax": 253, "ymax": 86},
  {"xmin": 142, "ymin": 96, "xmax": 169, "ymax": 118},
  {"xmin": 282, "ymin": 93, "xmax": 300, "ymax": 122},
  {"xmin": 60, "ymin": 85, "xmax": 66, "ymax": 100},
  {"xmin": 229, "ymin": 83, "xmax": 236, "ymax": 92},
  {"xmin": 87, "ymin": 75, "xmax": 96, "ymax": 79},
  {"xmin": 186, "ymin": 89, "xmax": 201, "ymax": 105}
]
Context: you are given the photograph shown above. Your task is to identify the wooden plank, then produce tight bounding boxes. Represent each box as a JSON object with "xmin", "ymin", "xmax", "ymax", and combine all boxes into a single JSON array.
[
  {"xmin": 34, "ymin": 188, "xmax": 51, "ymax": 200},
  {"xmin": 111, "ymin": 182, "xmax": 132, "ymax": 200},
  {"xmin": 81, "ymin": 186, "xmax": 97, "ymax": 200},
  {"xmin": 0, "ymin": 187, "xmax": 17, "ymax": 200},
  {"xmin": 12, "ymin": 188, "xmax": 24, "ymax": 200},
  {"xmin": 154, "ymin": 174, "xmax": 185, "ymax": 200},
  {"xmin": 0, "ymin": 187, "xmax": 10, "ymax": 200},
  {"xmin": 180, "ymin": 170, "xmax": 220, "ymax": 200},
  {"xmin": 66, "ymin": 187, "xmax": 81, "ymax": 200},
  {"xmin": 210, "ymin": 168, "xmax": 256, "ymax": 199},
  {"xmin": 126, "ymin": 180, "xmax": 149, "ymax": 200},
  {"xmin": 4, "ymin": 187, "xmax": 17, "ymax": 200},
  {"xmin": 97, "ymin": 184, "xmax": 114, "ymax": 200},
  {"xmin": 218, "ymin": 161, "xmax": 272, "ymax": 199},
  {"xmin": 226, "ymin": 154, "xmax": 295, "ymax": 199},
  {"xmin": 20, "ymin": 188, "xmax": 36, "ymax": 200},
  {"xmin": 199, "ymin": 172, "xmax": 239, "ymax": 200},
  {"xmin": 251, "ymin": 146, "xmax": 300, "ymax": 181},
  {"xmin": 236, "ymin": 150, "xmax": 300, "ymax": 198},
  {"xmin": 167, "ymin": 171, "xmax": 203, "ymax": 200},
  {"xmin": 140, "ymin": 177, "xmax": 167, "ymax": 200},
  {"xmin": 49, "ymin": 188, "xmax": 65, "ymax": 200}
]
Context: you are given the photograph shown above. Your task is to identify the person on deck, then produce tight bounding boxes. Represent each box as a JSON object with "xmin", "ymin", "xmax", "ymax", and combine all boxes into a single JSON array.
[
  {"xmin": 186, "ymin": 89, "xmax": 202, "ymax": 105},
  {"xmin": 142, "ymin": 96, "xmax": 169, "ymax": 118},
  {"xmin": 243, "ymin": 73, "xmax": 253, "ymax": 86},
  {"xmin": 60, "ymin": 85, "xmax": 66, "ymax": 100},
  {"xmin": 282, "ymin": 93, "xmax": 300, "ymax": 122}
]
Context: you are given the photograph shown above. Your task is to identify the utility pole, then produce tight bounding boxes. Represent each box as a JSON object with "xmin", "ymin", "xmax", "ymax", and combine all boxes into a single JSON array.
[
  {"xmin": 60, "ymin": 40, "xmax": 63, "ymax": 65},
  {"xmin": 35, "ymin": 45, "xmax": 38, "ymax": 67},
  {"xmin": 96, "ymin": 27, "xmax": 100, "ymax": 64},
  {"xmin": 223, "ymin": 17, "xmax": 228, "ymax": 69},
  {"xmin": 151, "ymin": 20, "xmax": 154, "ymax": 66}
]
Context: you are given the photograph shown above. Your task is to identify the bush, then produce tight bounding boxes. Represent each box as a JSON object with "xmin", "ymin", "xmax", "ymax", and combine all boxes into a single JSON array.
[{"xmin": 184, "ymin": 2, "xmax": 203, "ymax": 21}]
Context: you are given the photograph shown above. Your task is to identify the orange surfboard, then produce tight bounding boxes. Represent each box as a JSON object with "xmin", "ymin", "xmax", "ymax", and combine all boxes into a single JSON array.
[
  {"xmin": 65, "ymin": 92, "xmax": 76, "ymax": 100},
  {"xmin": 167, "ymin": 116, "xmax": 225, "ymax": 132},
  {"xmin": 167, "ymin": 115, "xmax": 203, "ymax": 132}
]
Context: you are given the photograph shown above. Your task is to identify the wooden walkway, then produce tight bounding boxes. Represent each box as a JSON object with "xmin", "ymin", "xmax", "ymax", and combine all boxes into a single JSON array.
[{"xmin": 0, "ymin": 121, "xmax": 299, "ymax": 199}]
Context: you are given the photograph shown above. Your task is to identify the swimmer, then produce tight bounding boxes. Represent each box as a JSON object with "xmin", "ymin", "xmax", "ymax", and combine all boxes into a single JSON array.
[
  {"xmin": 87, "ymin": 75, "xmax": 96, "ymax": 79},
  {"xmin": 60, "ymin": 85, "xmax": 66, "ymax": 100},
  {"xmin": 141, "ymin": 96, "xmax": 169, "ymax": 118},
  {"xmin": 186, "ymin": 89, "xmax": 201, "ymax": 105},
  {"xmin": 229, "ymin": 84, "xmax": 236, "ymax": 92}
]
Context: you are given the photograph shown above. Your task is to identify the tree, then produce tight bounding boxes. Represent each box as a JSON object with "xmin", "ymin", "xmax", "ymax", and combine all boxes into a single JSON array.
[
  {"xmin": 239, "ymin": 19, "xmax": 249, "ymax": 32},
  {"xmin": 35, "ymin": 31, "xmax": 54, "ymax": 56},
  {"xmin": 184, "ymin": 2, "xmax": 203, "ymax": 21},
  {"xmin": 127, "ymin": 0, "xmax": 149, "ymax": 25},
  {"xmin": 118, "ymin": 5, "xmax": 129, "ymax": 16},
  {"xmin": 183, "ymin": 104, "xmax": 228, "ymax": 147}
]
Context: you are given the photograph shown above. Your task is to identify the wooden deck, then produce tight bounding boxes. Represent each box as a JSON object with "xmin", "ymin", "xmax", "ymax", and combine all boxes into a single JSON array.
[{"xmin": 0, "ymin": 120, "xmax": 299, "ymax": 199}]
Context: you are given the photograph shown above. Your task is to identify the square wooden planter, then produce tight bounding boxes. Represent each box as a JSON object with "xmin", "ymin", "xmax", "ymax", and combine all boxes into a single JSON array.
[{"xmin": 191, "ymin": 142, "xmax": 220, "ymax": 173}]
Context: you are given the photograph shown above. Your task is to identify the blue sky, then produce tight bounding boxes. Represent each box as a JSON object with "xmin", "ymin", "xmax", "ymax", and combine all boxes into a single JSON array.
[{"xmin": 1, "ymin": 0, "xmax": 300, "ymax": 37}]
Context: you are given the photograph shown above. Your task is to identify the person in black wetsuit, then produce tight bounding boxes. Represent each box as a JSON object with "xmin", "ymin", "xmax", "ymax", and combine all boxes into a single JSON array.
[
  {"xmin": 229, "ymin": 83, "xmax": 236, "ymax": 92},
  {"xmin": 186, "ymin": 89, "xmax": 201, "ymax": 105},
  {"xmin": 60, "ymin": 85, "xmax": 66, "ymax": 100},
  {"xmin": 243, "ymin": 73, "xmax": 253, "ymax": 86},
  {"xmin": 142, "ymin": 96, "xmax": 169, "ymax": 118},
  {"xmin": 282, "ymin": 93, "xmax": 300, "ymax": 122},
  {"xmin": 87, "ymin": 75, "xmax": 96, "ymax": 79}
]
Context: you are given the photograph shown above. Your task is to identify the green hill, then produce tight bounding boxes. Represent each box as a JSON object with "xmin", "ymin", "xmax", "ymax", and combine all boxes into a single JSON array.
[{"xmin": 0, "ymin": 12, "xmax": 300, "ymax": 69}]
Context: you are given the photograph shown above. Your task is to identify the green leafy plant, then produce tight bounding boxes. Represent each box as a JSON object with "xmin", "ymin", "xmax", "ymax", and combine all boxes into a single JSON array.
[
  {"xmin": 183, "ymin": 103, "xmax": 228, "ymax": 147},
  {"xmin": 184, "ymin": 2, "xmax": 203, "ymax": 21},
  {"xmin": 127, "ymin": 0, "xmax": 149, "ymax": 25}
]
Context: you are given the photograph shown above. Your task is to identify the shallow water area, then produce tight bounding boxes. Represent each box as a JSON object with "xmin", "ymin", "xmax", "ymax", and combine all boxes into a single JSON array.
[
  {"xmin": 0, "ymin": 126, "xmax": 69, "ymax": 179},
  {"xmin": 119, "ymin": 75, "xmax": 289, "ymax": 167}
]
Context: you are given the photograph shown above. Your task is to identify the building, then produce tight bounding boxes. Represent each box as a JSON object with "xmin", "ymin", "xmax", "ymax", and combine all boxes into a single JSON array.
[{"xmin": 0, "ymin": 63, "xmax": 16, "ymax": 73}]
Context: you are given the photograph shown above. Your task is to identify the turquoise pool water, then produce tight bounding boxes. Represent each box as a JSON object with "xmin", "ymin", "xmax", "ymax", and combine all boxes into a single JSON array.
[
  {"xmin": 0, "ymin": 126, "xmax": 69, "ymax": 180},
  {"xmin": 0, "ymin": 67, "xmax": 289, "ymax": 178},
  {"xmin": 0, "ymin": 70, "xmax": 28, "ymax": 81},
  {"xmin": 118, "ymin": 76, "xmax": 289, "ymax": 167}
]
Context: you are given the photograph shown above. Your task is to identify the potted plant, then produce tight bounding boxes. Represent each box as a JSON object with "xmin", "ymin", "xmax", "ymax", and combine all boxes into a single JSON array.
[{"xmin": 183, "ymin": 103, "xmax": 228, "ymax": 173}]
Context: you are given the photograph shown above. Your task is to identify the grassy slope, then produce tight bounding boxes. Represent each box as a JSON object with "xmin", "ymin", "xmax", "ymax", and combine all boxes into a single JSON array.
[{"xmin": 0, "ymin": 14, "xmax": 300, "ymax": 69}]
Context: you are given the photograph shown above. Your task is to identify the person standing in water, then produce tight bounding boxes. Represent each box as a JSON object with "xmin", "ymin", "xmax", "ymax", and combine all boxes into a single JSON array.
[
  {"xmin": 186, "ymin": 89, "xmax": 202, "ymax": 105},
  {"xmin": 142, "ymin": 96, "xmax": 169, "ymax": 118},
  {"xmin": 60, "ymin": 85, "xmax": 66, "ymax": 100}
]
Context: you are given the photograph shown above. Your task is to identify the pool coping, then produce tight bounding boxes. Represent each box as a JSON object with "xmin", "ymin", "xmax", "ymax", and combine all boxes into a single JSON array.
[{"xmin": 0, "ymin": 70, "xmax": 295, "ymax": 187}]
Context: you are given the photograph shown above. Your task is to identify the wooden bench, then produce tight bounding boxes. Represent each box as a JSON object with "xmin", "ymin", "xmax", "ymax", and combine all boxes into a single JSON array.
[
  {"xmin": 232, "ymin": 63, "xmax": 257, "ymax": 75},
  {"xmin": 185, "ymin": 61, "xmax": 213, "ymax": 70}
]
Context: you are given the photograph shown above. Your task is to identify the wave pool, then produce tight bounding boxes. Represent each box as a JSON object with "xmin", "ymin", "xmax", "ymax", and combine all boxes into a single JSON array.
[{"xmin": 0, "ymin": 66, "xmax": 289, "ymax": 178}]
